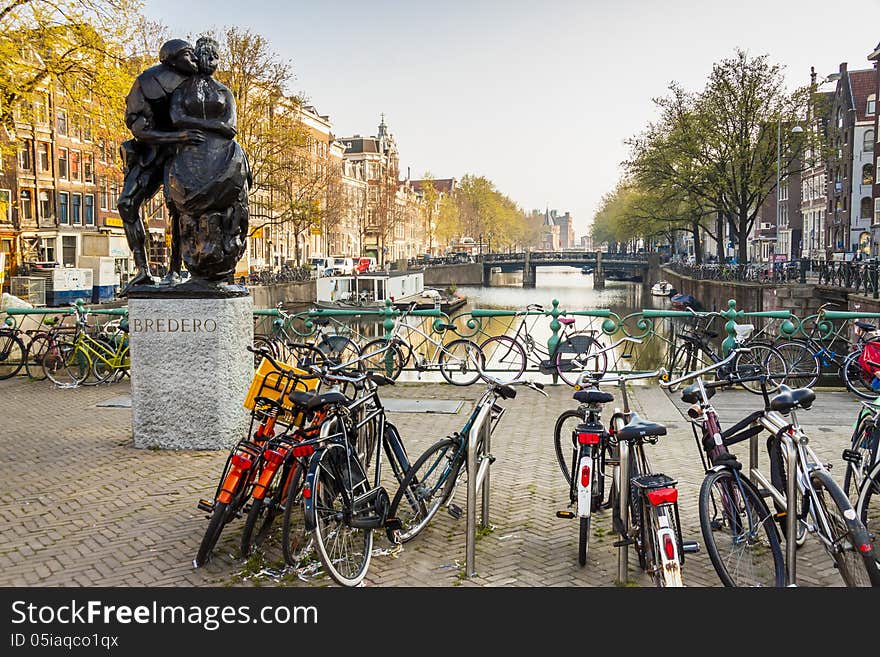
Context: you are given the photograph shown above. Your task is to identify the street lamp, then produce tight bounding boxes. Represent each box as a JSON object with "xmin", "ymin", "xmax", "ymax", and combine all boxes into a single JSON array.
[{"xmin": 777, "ymin": 119, "xmax": 804, "ymax": 262}]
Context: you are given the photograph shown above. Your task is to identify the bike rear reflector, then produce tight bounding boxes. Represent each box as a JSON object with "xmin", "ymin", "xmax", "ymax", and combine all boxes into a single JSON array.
[
  {"xmin": 859, "ymin": 543, "xmax": 873, "ymax": 553},
  {"xmin": 302, "ymin": 485, "xmax": 311, "ymax": 499},
  {"xmin": 581, "ymin": 465, "xmax": 591, "ymax": 487},
  {"xmin": 647, "ymin": 487, "xmax": 678, "ymax": 506},
  {"xmin": 231, "ymin": 454, "xmax": 253, "ymax": 470},
  {"xmin": 663, "ymin": 534, "xmax": 676, "ymax": 560},
  {"xmin": 578, "ymin": 432, "xmax": 600, "ymax": 445},
  {"xmin": 293, "ymin": 444, "xmax": 314, "ymax": 458},
  {"xmin": 264, "ymin": 449, "xmax": 284, "ymax": 466}
]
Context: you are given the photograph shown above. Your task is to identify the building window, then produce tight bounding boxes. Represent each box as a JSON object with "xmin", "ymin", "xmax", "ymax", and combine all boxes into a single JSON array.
[
  {"xmin": 41, "ymin": 237, "xmax": 56, "ymax": 263},
  {"xmin": 33, "ymin": 94, "xmax": 50, "ymax": 124},
  {"xmin": 862, "ymin": 197, "xmax": 873, "ymax": 220},
  {"xmin": 61, "ymin": 236, "xmax": 76, "ymax": 266},
  {"xmin": 83, "ymin": 154, "xmax": 93, "ymax": 183},
  {"xmin": 18, "ymin": 140, "xmax": 32, "ymax": 170},
  {"xmin": 863, "ymin": 163, "xmax": 874, "ymax": 185},
  {"xmin": 57, "ymin": 109, "xmax": 68, "ymax": 135},
  {"xmin": 866, "ymin": 130, "xmax": 875, "ymax": 153},
  {"xmin": 875, "ymin": 198, "xmax": 880, "ymax": 224},
  {"xmin": 82, "ymin": 117, "xmax": 92, "ymax": 142},
  {"xmin": 110, "ymin": 180, "xmax": 118, "ymax": 208},
  {"xmin": 84, "ymin": 194, "xmax": 94, "ymax": 225},
  {"xmin": 58, "ymin": 148, "xmax": 68, "ymax": 179},
  {"xmin": 99, "ymin": 177, "xmax": 108, "ymax": 210},
  {"xmin": 38, "ymin": 191, "xmax": 51, "ymax": 219},
  {"xmin": 58, "ymin": 192, "xmax": 69, "ymax": 225},
  {"xmin": 70, "ymin": 151, "xmax": 80, "ymax": 181},
  {"xmin": 37, "ymin": 142, "xmax": 50, "ymax": 172},
  {"xmin": 19, "ymin": 189, "xmax": 33, "ymax": 221},
  {"xmin": 0, "ymin": 190, "xmax": 10, "ymax": 223},
  {"xmin": 869, "ymin": 95, "xmax": 876, "ymax": 116},
  {"xmin": 72, "ymin": 193, "xmax": 82, "ymax": 225}
]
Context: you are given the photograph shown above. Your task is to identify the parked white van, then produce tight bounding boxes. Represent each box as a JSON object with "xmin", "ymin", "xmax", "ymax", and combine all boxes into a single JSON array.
[{"xmin": 330, "ymin": 256, "xmax": 356, "ymax": 275}]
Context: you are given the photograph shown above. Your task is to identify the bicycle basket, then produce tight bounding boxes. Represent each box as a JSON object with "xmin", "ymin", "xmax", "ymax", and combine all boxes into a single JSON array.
[
  {"xmin": 558, "ymin": 334, "xmax": 593, "ymax": 353},
  {"xmin": 858, "ymin": 341, "xmax": 880, "ymax": 390},
  {"xmin": 244, "ymin": 357, "xmax": 317, "ymax": 425}
]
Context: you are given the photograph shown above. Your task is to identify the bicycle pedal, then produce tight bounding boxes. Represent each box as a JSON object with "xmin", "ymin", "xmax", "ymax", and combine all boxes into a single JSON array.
[
  {"xmin": 842, "ymin": 449, "xmax": 863, "ymax": 465},
  {"xmin": 710, "ymin": 519, "xmax": 723, "ymax": 531},
  {"xmin": 447, "ymin": 503, "xmax": 463, "ymax": 519},
  {"xmin": 613, "ymin": 537, "xmax": 636, "ymax": 548},
  {"xmin": 556, "ymin": 511, "xmax": 575, "ymax": 519},
  {"xmin": 197, "ymin": 499, "xmax": 214, "ymax": 514},
  {"xmin": 384, "ymin": 517, "xmax": 402, "ymax": 531},
  {"xmin": 681, "ymin": 540, "xmax": 700, "ymax": 554}
]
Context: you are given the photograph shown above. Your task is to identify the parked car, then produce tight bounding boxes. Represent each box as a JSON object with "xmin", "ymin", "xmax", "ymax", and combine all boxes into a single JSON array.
[
  {"xmin": 329, "ymin": 256, "xmax": 356, "ymax": 275},
  {"xmin": 309, "ymin": 256, "xmax": 331, "ymax": 277},
  {"xmin": 356, "ymin": 257, "xmax": 374, "ymax": 274}
]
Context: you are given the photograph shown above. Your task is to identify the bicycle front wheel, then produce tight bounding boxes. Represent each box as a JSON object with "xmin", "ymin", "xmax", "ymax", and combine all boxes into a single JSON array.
[
  {"xmin": 0, "ymin": 332, "xmax": 26, "ymax": 379},
  {"xmin": 554, "ymin": 332, "xmax": 607, "ymax": 387},
  {"xmin": 479, "ymin": 335, "xmax": 526, "ymax": 383},
  {"xmin": 360, "ymin": 339, "xmax": 405, "ymax": 380},
  {"xmin": 843, "ymin": 350, "xmax": 879, "ymax": 399},
  {"xmin": 734, "ymin": 342, "xmax": 786, "ymax": 394},
  {"xmin": 773, "ymin": 340, "xmax": 820, "ymax": 389},
  {"xmin": 810, "ymin": 470, "xmax": 880, "ymax": 587},
  {"xmin": 438, "ymin": 338, "xmax": 484, "ymax": 386},
  {"xmin": 699, "ymin": 468, "xmax": 785, "ymax": 587},
  {"xmin": 311, "ymin": 445, "xmax": 373, "ymax": 586},
  {"xmin": 386, "ymin": 437, "xmax": 461, "ymax": 544}
]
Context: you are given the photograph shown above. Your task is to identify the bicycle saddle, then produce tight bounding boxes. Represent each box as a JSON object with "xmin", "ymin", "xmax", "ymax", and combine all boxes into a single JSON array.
[
  {"xmin": 313, "ymin": 318, "xmax": 331, "ymax": 326},
  {"xmin": 287, "ymin": 390, "xmax": 349, "ymax": 411},
  {"xmin": 574, "ymin": 389, "xmax": 614, "ymax": 404},
  {"xmin": 617, "ymin": 413, "xmax": 667, "ymax": 442},
  {"xmin": 769, "ymin": 385, "xmax": 815, "ymax": 414},
  {"xmin": 680, "ymin": 383, "xmax": 714, "ymax": 404},
  {"xmin": 855, "ymin": 320, "xmax": 877, "ymax": 332},
  {"xmin": 559, "ymin": 318, "xmax": 576, "ymax": 326}
]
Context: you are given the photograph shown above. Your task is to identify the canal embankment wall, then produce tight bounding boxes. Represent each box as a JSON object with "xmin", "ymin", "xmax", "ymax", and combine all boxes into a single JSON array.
[
  {"xmin": 423, "ymin": 263, "xmax": 484, "ymax": 287},
  {"xmin": 249, "ymin": 280, "xmax": 316, "ymax": 308}
]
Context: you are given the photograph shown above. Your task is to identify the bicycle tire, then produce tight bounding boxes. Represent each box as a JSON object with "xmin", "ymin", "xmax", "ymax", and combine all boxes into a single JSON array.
[
  {"xmin": 773, "ymin": 339, "xmax": 820, "ymax": 389},
  {"xmin": 733, "ymin": 342, "xmax": 786, "ymax": 395},
  {"xmin": 479, "ymin": 335, "xmax": 526, "ymax": 383},
  {"xmin": 438, "ymin": 338, "xmax": 484, "ymax": 386},
  {"xmin": 310, "ymin": 444, "xmax": 373, "ymax": 586},
  {"xmin": 24, "ymin": 333, "xmax": 51, "ymax": 380},
  {"xmin": 91, "ymin": 339, "xmax": 128, "ymax": 384},
  {"xmin": 241, "ymin": 460, "xmax": 298, "ymax": 558},
  {"xmin": 554, "ymin": 332, "xmax": 607, "ymax": 387},
  {"xmin": 386, "ymin": 437, "xmax": 460, "ymax": 544},
  {"xmin": 281, "ymin": 465, "xmax": 311, "ymax": 567},
  {"xmin": 316, "ymin": 334, "xmax": 361, "ymax": 369},
  {"xmin": 855, "ymin": 459, "xmax": 880, "ymax": 572},
  {"xmin": 361, "ymin": 339, "xmax": 405, "ymax": 380},
  {"xmin": 667, "ymin": 343, "xmax": 694, "ymax": 392},
  {"xmin": 647, "ymin": 503, "xmax": 684, "ymax": 587},
  {"xmin": 553, "ymin": 409, "xmax": 584, "ymax": 486},
  {"xmin": 578, "ymin": 516, "xmax": 591, "ymax": 567},
  {"xmin": 843, "ymin": 350, "xmax": 879, "ymax": 399},
  {"xmin": 844, "ymin": 414, "xmax": 879, "ymax": 504},
  {"xmin": 45, "ymin": 343, "xmax": 90, "ymax": 387},
  {"xmin": 0, "ymin": 332, "xmax": 26, "ymax": 379},
  {"xmin": 699, "ymin": 468, "xmax": 785, "ymax": 587},
  {"xmin": 194, "ymin": 501, "xmax": 230, "ymax": 567},
  {"xmin": 252, "ymin": 334, "xmax": 278, "ymax": 369},
  {"xmin": 810, "ymin": 469, "xmax": 880, "ymax": 586}
]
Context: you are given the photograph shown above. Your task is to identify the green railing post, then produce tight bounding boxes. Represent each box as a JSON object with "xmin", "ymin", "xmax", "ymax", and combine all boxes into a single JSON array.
[
  {"xmin": 547, "ymin": 298, "xmax": 561, "ymax": 384},
  {"xmin": 720, "ymin": 299, "xmax": 739, "ymax": 357}
]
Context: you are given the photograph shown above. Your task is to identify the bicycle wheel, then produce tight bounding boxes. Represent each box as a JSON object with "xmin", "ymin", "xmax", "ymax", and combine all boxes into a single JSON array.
[
  {"xmin": 310, "ymin": 444, "xmax": 373, "ymax": 586},
  {"xmin": 479, "ymin": 335, "xmax": 526, "ymax": 383},
  {"xmin": 844, "ymin": 414, "xmax": 879, "ymax": 504},
  {"xmin": 386, "ymin": 437, "xmax": 461, "ymax": 544},
  {"xmin": 252, "ymin": 334, "xmax": 278, "ymax": 368},
  {"xmin": 438, "ymin": 338, "xmax": 484, "ymax": 386},
  {"xmin": 45, "ymin": 343, "xmax": 90, "ymax": 386},
  {"xmin": 554, "ymin": 332, "xmax": 607, "ymax": 387},
  {"xmin": 91, "ymin": 340, "xmax": 127, "ymax": 384},
  {"xmin": 194, "ymin": 501, "xmax": 231, "ymax": 567},
  {"xmin": 316, "ymin": 334, "xmax": 361, "ymax": 369},
  {"xmin": 843, "ymin": 350, "xmax": 879, "ymax": 399},
  {"xmin": 578, "ymin": 515, "xmax": 591, "ymax": 567},
  {"xmin": 699, "ymin": 468, "xmax": 785, "ymax": 587},
  {"xmin": 241, "ymin": 460, "xmax": 299, "ymax": 558},
  {"xmin": 285, "ymin": 342, "xmax": 327, "ymax": 371},
  {"xmin": 666, "ymin": 343, "xmax": 702, "ymax": 392},
  {"xmin": 856, "ymin": 460, "xmax": 880, "ymax": 571},
  {"xmin": 281, "ymin": 465, "xmax": 312, "ymax": 567},
  {"xmin": 810, "ymin": 469, "xmax": 880, "ymax": 587},
  {"xmin": 360, "ymin": 339, "xmax": 405, "ymax": 380},
  {"xmin": 553, "ymin": 409, "xmax": 583, "ymax": 486},
  {"xmin": 773, "ymin": 340, "xmax": 820, "ymax": 389},
  {"xmin": 0, "ymin": 332, "xmax": 26, "ymax": 379},
  {"xmin": 734, "ymin": 342, "xmax": 786, "ymax": 394},
  {"xmin": 24, "ymin": 333, "xmax": 51, "ymax": 380}
]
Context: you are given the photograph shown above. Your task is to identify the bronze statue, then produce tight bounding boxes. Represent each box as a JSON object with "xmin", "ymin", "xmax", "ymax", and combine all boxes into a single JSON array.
[{"xmin": 119, "ymin": 37, "xmax": 250, "ymax": 297}]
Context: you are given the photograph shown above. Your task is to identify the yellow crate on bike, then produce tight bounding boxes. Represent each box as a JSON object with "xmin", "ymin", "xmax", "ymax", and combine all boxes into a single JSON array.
[{"xmin": 243, "ymin": 357, "xmax": 317, "ymax": 426}]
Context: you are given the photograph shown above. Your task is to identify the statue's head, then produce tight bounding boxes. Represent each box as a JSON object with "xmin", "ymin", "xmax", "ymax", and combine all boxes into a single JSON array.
[
  {"xmin": 195, "ymin": 37, "xmax": 220, "ymax": 76},
  {"xmin": 159, "ymin": 39, "xmax": 197, "ymax": 75}
]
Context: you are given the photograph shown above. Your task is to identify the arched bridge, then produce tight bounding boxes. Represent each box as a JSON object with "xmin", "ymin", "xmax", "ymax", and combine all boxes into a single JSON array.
[{"xmin": 481, "ymin": 251, "xmax": 654, "ymax": 288}]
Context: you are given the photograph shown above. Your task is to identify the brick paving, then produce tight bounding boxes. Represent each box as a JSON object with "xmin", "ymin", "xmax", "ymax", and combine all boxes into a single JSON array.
[{"xmin": 0, "ymin": 374, "xmax": 866, "ymax": 587}]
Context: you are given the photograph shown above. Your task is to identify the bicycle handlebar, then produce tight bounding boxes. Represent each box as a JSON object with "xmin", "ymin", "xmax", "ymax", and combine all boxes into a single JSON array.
[{"xmin": 577, "ymin": 367, "xmax": 668, "ymax": 388}]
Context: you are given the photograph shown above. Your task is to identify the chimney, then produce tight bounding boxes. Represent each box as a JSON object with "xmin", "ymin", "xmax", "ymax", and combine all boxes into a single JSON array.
[{"xmin": 810, "ymin": 66, "xmax": 816, "ymax": 87}]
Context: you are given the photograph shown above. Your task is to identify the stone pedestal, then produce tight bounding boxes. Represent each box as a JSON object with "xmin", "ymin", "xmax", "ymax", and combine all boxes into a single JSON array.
[{"xmin": 128, "ymin": 295, "xmax": 253, "ymax": 449}]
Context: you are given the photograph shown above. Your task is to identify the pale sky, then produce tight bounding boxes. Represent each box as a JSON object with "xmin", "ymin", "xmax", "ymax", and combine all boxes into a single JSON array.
[{"xmin": 143, "ymin": 0, "xmax": 880, "ymax": 237}]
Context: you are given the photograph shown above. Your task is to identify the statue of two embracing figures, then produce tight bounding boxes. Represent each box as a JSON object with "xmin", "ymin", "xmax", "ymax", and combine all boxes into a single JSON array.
[{"xmin": 117, "ymin": 37, "xmax": 250, "ymax": 296}]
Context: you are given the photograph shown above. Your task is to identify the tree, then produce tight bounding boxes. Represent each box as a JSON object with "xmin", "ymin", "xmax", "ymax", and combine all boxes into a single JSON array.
[
  {"xmin": 627, "ymin": 50, "xmax": 811, "ymax": 263},
  {"xmin": 419, "ymin": 172, "xmax": 439, "ymax": 255}
]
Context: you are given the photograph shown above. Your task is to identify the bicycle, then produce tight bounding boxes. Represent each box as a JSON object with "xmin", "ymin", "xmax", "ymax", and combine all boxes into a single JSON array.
[
  {"xmin": 253, "ymin": 304, "xmax": 361, "ymax": 369},
  {"xmin": 0, "ymin": 321, "xmax": 27, "ymax": 379},
  {"xmin": 583, "ymin": 369, "xmax": 692, "ymax": 586},
  {"xmin": 478, "ymin": 303, "xmax": 608, "ymax": 386},
  {"xmin": 360, "ymin": 303, "xmax": 484, "ymax": 385},
  {"xmin": 384, "ymin": 375, "xmax": 547, "ymax": 545},
  {"xmin": 666, "ymin": 356, "xmax": 880, "ymax": 586},
  {"xmin": 43, "ymin": 305, "xmax": 129, "ymax": 387},
  {"xmin": 842, "ymin": 402, "xmax": 880, "ymax": 564},
  {"xmin": 661, "ymin": 349, "xmax": 786, "ymax": 587},
  {"xmin": 666, "ymin": 310, "xmax": 786, "ymax": 395}
]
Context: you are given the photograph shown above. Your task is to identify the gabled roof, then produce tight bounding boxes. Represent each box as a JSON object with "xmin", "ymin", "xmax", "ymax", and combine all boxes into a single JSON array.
[
  {"xmin": 850, "ymin": 69, "xmax": 877, "ymax": 122},
  {"xmin": 411, "ymin": 178, "xmax": 456, "ymax": 194},
  {"xmin": 339, "ymin": 137, "xmax": 379, "ymax": 154}
]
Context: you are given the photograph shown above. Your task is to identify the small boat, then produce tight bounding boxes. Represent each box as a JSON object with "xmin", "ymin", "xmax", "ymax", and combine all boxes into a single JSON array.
[
  {"xmin": 671, "ymin": 293, "xmax": 700, "ymax": 310},
  {"xmin": 490, "ymin": 266, "xmax": 502, "ymax": 274},
  {"xmin": 581, "ymin": 266, "xmax": 593, "ymax": 274},
  {"xmin": 392, "ymin": 288, "xmax": 467, "ymax": 314},
  {"xmin": 651, "ymin": 281, "xmax": 675, "ymax": 296}
]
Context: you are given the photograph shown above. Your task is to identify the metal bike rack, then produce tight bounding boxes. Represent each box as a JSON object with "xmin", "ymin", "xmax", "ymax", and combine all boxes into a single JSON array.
[
  {"xmin": 612, "ymin": 411, "xmax": 629, "ymax": 584},
  {"xmin": 466, "ymin": 401, "xmax": 494, "ymax": 577}
]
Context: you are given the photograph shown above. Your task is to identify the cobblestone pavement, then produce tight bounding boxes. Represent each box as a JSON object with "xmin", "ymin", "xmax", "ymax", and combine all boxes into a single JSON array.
[{"xmin": 0, "ymin": 374, "xmax": 867, "ymax": 587}]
